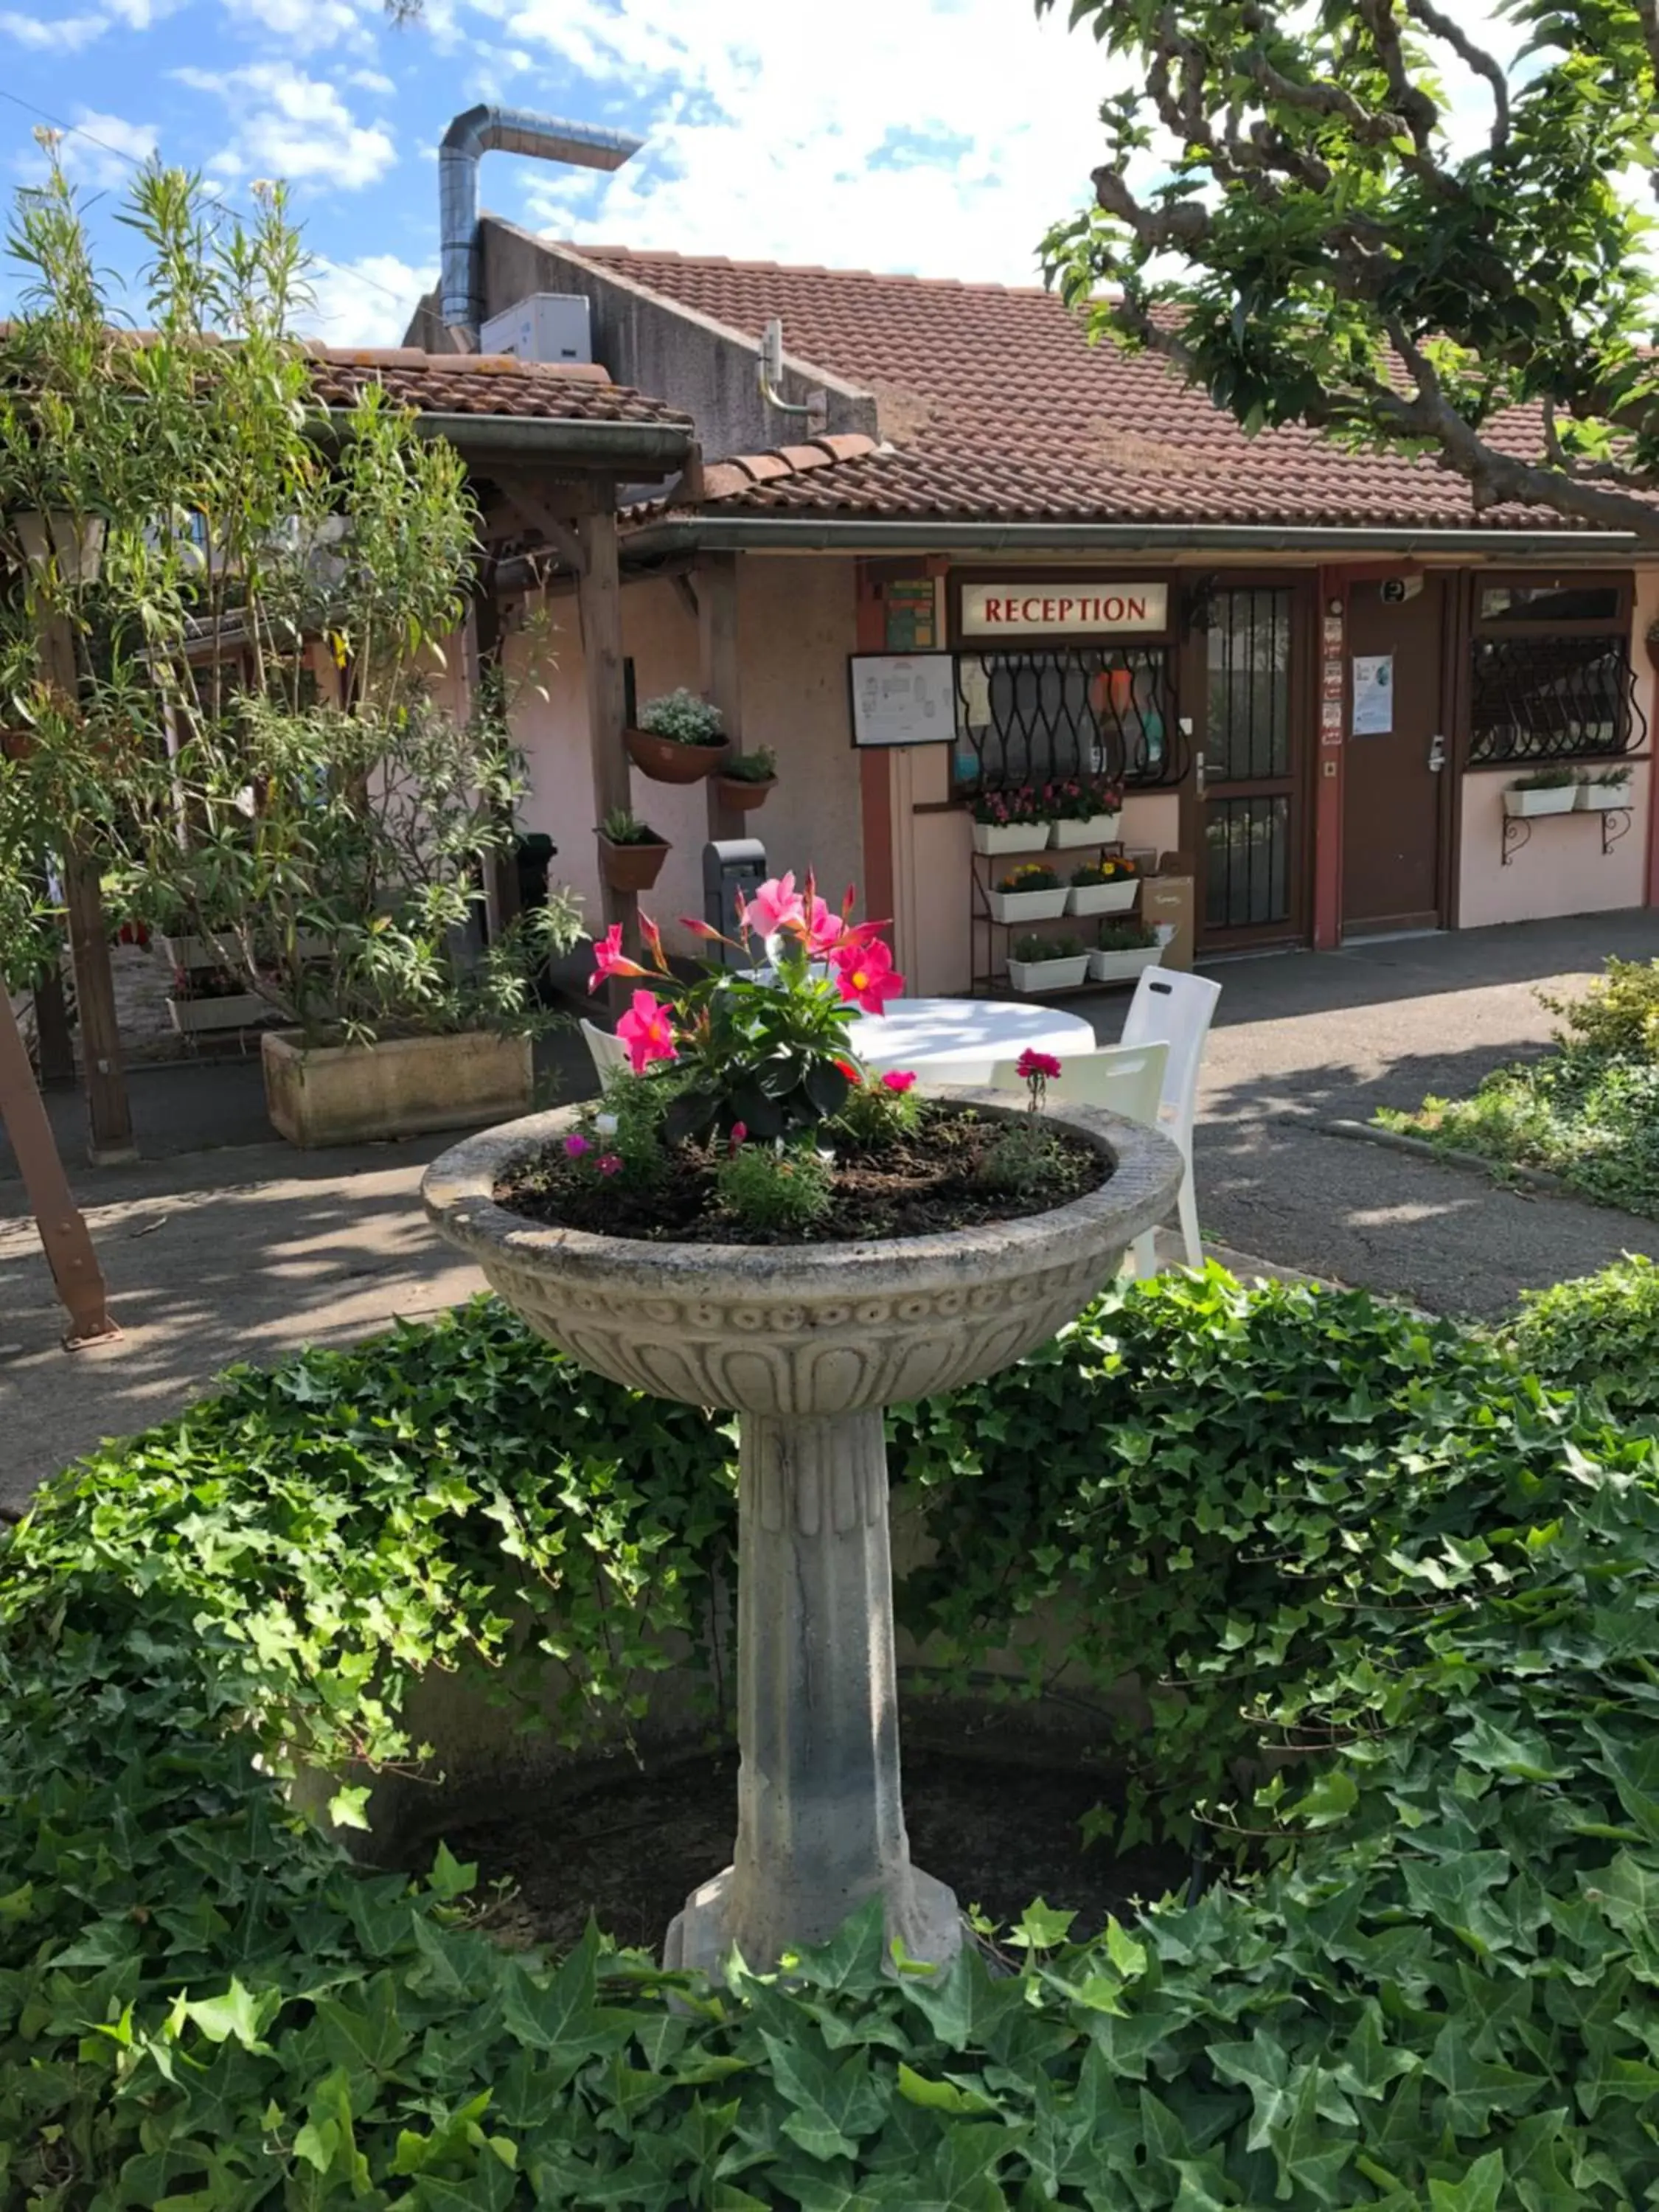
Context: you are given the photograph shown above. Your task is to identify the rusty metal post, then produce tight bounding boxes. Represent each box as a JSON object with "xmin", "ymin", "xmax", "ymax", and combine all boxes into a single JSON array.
[{"xmin": 0, "ymin": 985, "xmax": 119, "ymax": 1347}]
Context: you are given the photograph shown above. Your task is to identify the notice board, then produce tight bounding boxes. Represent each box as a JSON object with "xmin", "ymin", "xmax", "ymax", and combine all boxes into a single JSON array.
[{"xmin": 848, "ymin": 653, "xmax": 956, "ymax": 748}]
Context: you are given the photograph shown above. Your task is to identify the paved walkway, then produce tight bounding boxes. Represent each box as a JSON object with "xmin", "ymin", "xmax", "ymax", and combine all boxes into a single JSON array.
[{"xmin": 4, "ymin": 911, "xmax": 1658, "ymax": 1504}]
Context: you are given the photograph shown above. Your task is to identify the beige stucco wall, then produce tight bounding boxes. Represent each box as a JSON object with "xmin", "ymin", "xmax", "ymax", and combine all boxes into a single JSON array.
[
  {"xmin": 498, "ymin": 558, "xmax": 863, "ymax": 954},
  {"xmin": 1455, "ymin": 572, "xmax": 1657, "ymax": 931}
]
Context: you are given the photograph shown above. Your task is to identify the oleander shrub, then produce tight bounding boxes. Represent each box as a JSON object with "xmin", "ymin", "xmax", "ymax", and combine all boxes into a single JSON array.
[{"xmin": 7, "ymin": 1272, "xmax": 1659, "ymax": 2207}]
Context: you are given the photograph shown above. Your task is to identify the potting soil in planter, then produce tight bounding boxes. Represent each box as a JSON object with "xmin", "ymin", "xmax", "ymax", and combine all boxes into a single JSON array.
[{"xmin": 497, "ymin": 1100, "xmax": 1108, "ymax": 1245}]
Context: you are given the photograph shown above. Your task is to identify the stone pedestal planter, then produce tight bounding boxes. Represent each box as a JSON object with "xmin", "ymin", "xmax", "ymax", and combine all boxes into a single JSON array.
[
  {"xmin": 264, "ymin": 1028, "xmax": 532, "ymax": 1148},
  {"xmin": 422, "ymin": 1092, "xmax": 1180, "ymax": 1972}
]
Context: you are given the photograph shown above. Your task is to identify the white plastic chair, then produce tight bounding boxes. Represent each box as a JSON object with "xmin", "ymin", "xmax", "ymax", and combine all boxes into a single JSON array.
[
  {"xmin": 987, "ymin": 1040, "xmax": 1169, "ymax": 1130},
  {"xmin": 1119, "ymin": 968, "xmax": 1222, "ymax": 1272},
  {"xmin": 580, "ymin": 1018, "xmax": 626, "ymax": 1082}
]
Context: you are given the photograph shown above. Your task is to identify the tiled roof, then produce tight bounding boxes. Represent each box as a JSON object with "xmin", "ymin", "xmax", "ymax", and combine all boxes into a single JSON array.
[
  {"xmin": 305, "ymin": 344, "xmax": 692, "ymax": 429},
  {"xmin": 571, "ymin": 246, "xmax": 1587, "ymax": 532}
]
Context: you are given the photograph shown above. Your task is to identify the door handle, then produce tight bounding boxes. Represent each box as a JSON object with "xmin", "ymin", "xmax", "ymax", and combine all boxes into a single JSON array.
[
  {"xmin": 1427, "ymin": 734, "xmax": 1447, "ymax": 773},
  {"xmin": 1194, "ymin": 749, "xmax": 1206, "ymax": 799}
]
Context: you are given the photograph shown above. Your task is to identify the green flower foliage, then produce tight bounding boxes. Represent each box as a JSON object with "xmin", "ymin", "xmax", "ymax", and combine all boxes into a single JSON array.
[{"xmin": 7, "ymin": 1272, "xmax": 1659, "ymax": 2205}]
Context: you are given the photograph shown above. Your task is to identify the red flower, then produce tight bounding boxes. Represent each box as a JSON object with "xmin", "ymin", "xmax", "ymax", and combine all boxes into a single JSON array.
[
  {"xmin": 882, "ymin": 1069, "xmax": 917, "ymax": 1093},
  {"xmin": 639, "ymin": 912, "xmax": 670, "ymax": 973},
  {"xmin": 832, "ymin": 936, "xmax": 903, "ymax": 1015},
  {"xmin": 835, "ymin": 1057, "xmax": 860, "ymax": 1080},
  {"xmin": 1016, "ymin": 1049, "xmax": 1062, "ymax": 1082},
  {"xmin": 597, "ymin": 1153, "xmax": 623, "ymax": 1177},
  {"xmin": 589, "ymin": 923, "xmax": 648, "ymax": 994}
]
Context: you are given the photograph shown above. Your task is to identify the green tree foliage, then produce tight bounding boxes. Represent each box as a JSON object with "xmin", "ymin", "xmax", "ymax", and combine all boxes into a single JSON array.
[
  {"xmin": 0, "ymin": 156, "xmax": 577, "ymax": 1028},
  {"xmin": 1041, "ymin": 1, "xmax": 1659, "ymax": 540},
  {"xmin": 7, "ymin": 1271, "xmax": 1659, "ymax": 2203}
]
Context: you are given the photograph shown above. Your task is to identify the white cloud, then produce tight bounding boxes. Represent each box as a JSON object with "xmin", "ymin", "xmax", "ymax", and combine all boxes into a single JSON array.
[
  {"xmin": 0, "ymin": 10, "xmax": 107, "ymax": 49},
  {"xmin": 215, "ymin": 0, "xmax": 378, "ymax": 55},
  {"xmin": 173, "ymin": 61, "xmax": 396, "ymax": 191},
  {"xmin": 296, "ymin": 251, "xmax": 432, "ymax": 346}
]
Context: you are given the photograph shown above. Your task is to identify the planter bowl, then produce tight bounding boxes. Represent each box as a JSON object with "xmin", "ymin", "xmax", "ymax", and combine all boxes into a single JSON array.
[
  {"xmin": 625, "ymin": 726, "xmax": 730, "ymax": 785},
  {"xmin": 971, "ymin": 820, "xmax": 1046, "ymax": 856},
  {"xmin": 1503, "ymin": 785, "xmax": 1577, "ymax": 817},
  {"xmin": 1067, "ymin": 878, "xmax": 1138, "ymax": 918},
  {"xmin": 263, "ymin": 1028, "xmax": 532, "ymax": 1148},
  {"xmin": 1049, "ymin": 812, "xmax": 1122, "ymax": 849},
  {"xmin": 1006, "ymin": 953, "xmax": 1092, "ymax": 994},
  {"xmin": 717, "ymin": 773, "xmax": 776, "ymax": 814},
  {"xmin": 1576, "ymin": 782, "xmax": 1632, "ymax": 812},
  {"xmin": 989, "ymin": 886, "xmax": 1069, "ymax": 923},
  {"xmin": 599, "ymin": 832, "xmax": 670, "ymax": 893}
]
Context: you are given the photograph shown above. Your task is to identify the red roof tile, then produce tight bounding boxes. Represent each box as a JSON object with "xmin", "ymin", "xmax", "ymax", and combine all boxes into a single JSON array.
[
  {"xmin": 305, "ymin": 344, "xmax": 691, "ymax": 429},
  {"xmin": 571, "ymin": 246, "xmax": 1589, "ymax": 532}
]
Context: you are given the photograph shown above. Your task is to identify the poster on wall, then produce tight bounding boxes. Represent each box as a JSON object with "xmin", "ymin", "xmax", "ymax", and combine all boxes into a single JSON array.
[
  {"xmin": 1352, "ymin": 653, "xmax": 1395, "ymax": 736},
  {"xmin": 848, "ymin": 654, "xmax": 956, "ymax": 748}
]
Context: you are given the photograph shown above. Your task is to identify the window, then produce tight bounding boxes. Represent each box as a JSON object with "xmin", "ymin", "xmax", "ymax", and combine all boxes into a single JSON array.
[
  {"xmin": 951, "ymin": 647, "xmax": 1181, "ymax": 793},
  {"xmin": 1206, "ymin": 588, "xmax": 1292, "ymax": 782},
  {"xmin": 1467, "ymin": 576, "xmax": 1641, "ymax": 765}
]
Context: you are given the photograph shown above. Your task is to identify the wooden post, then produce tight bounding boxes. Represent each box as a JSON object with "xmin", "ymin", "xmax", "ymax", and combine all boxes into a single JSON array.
[
  {"xmin": 470, "ymin": 563, "xmax": 521, "ymax": 943},
  {"xmin": 0, "ymin": 985, "xmax": 119, "ymax": 1346},
  {"xmin": 700, "ymin": 552, "xmax": 744, "ymax": 845},
  {"xmin": 575, "ymin": 501, "xmax": 639, "ymax": 999},
  {"xmin": 35, "ymin": 610, "xmax": 135, "ymax": 1163}
]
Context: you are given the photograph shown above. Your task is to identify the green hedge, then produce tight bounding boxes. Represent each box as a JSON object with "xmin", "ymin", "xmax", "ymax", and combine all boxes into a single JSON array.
[{"xmin": 5, "ymin": 1270, "xmax": 1659, "ymax": 2208}]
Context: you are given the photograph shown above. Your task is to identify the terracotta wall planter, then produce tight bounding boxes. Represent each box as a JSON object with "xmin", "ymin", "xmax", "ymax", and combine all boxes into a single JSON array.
[
  {"xmin": 624, "ymin": 728, "xmax": 730, "ymax": 785},
  {"xmin": 716, "ymin": 775, "xmax": 776, "ymax": 815},
  {"xmin": 599, "ymin": 833, "xmax": 670, "ymax": 893},
  {"xmin": 262, "ymin": 1028, "xmax": 532, "ymax": 1148}
]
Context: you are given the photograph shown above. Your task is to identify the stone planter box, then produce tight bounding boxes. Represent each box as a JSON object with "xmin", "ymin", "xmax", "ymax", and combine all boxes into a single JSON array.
[
  {"xmin": 989, "ymin": 885, "xmax": 1068, "ymax": 923},
  {"xmin": 1503, "ymin": 785, "xmax": 1577, "ymax": 817},
  {"xmin": 1007, "ymin": 951, "xmax": 1092, "ymax": 992},
  {"xmin": 1067, "ymin": 878, "xmax": 1139, "ymax": 918},
  {"xmin": 262, "ymin": 1028, "xmax": 532, "ymax": 1149},
  {"xmin": 971, "ymin": 820, "xmax": 1046, "ymax": 855},
  {"xmin": 167, "ymin": 992, "xmax": 269, "ymax": 1034},
  {"xmin": 1576, "ymin": 782, "xmax": 1632, "ymax": 811},
  {"xmin": 1049, "ymin": 812, "xmax": 1122, "ymax": 849}
]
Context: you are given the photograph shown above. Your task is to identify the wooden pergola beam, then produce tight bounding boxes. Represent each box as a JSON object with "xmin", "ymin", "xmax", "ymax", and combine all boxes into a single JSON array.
[{"xmin": 700, "ymin": 552, "xmax": 745, "ymax": 846}]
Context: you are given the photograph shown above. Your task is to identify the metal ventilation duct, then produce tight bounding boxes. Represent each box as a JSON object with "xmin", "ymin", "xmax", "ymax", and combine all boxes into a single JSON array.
[{"xmin": 439, "ymin": 104, "xmax": 642, "ymax": 341}]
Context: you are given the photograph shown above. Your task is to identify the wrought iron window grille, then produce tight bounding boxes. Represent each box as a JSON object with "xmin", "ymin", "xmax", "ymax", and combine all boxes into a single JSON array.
[
  {"xmin": 1468, "ymin": 634, "xmax": 1644, "ymax": 765},
  {"xmin": 950, "ymin": 647, "xmax": 1185, "ymax": 793}
]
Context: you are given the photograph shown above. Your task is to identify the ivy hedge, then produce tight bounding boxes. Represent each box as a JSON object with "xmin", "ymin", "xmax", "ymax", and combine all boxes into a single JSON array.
[{"xmin": 4, "ymin": 1267, "xmax": 1659, "ymax": 2208}]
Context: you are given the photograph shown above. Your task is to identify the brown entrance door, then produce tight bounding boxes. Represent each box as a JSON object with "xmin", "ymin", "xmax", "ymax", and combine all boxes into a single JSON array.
[
  {"xmin": 1342, "ymin": 577, "xmax": 1448, "ymax": 934},
  {"xmin": 1196, "ymin": 584, "xmax": 1308, "ymax": 948}
]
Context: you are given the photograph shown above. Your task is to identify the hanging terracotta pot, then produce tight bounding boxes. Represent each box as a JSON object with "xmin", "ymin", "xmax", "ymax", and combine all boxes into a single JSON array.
[
  {"xmin": 598, "ymin": 830, "xmax": 670, "ymax": 893},
  {"xmin": 625, "ymin": 727, "xmax": 731, "ymax": 785},
  {"xmin": 715, "ymin": 772, "xmax": 776, "ymax": 815}
]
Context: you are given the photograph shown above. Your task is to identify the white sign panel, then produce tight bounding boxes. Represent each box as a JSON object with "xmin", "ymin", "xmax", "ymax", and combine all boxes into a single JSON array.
[
  {"xmin": 1351, "ymin": 653, "xmax": 1394, "ymax": 737},
  {"xmin": 959, "ymin": 582, "xmax": 1169, "ymax": 639},
  {"xmin": 849, "ymin": 653, "xmax": 956, "ymax": 748}
]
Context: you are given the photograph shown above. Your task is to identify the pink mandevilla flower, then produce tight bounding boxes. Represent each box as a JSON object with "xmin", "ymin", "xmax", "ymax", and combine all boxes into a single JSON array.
[
  {"xmin": 881, "ymin": 1070, "xmax": 917, "ymax": 1093},
  {"xmin": 589, "ymin": 923, "xmax": 647, "ymax": 994},
  {"xmin": 563, "ymin": 1133, "xmax": 591, "ymax": 1158},
  {"xmin": 803, "ymin": 894, "xmax": 846, "ymax": 956},
  {"xmin": 597, "ymin": 1153, "xmax": 623, "ymax": 1177},
  {"xmin": 832, "ymin": 936, "xmax": 903, "ymax": 1016},
  {"xmin": 740, "ymin": 872, "xmax": 804, "ymax": 939},
  {"xmin": 616, "ymin": 989, "xmax": 679, "ymax": 1076}
]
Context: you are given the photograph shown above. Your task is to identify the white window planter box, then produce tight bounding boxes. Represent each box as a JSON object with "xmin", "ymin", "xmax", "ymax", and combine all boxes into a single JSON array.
[
  {"xmin": 989, "ymin": 886, "xmax": 1069, "ymax": 924},
  {"xmin": 1575, "ymin": 782, "xmax": 1632, "ymax": 811},
  {"xmin": 1006, "ymin": 952, "xmax": 1091, "ymax": 993},
  {"xmin": 167, "ymin": 992, "xmax": 270, "ymax": 1034},
  {"xmin": 1049, "ymin": 811, "xmax": 1122, "ymax": 849},
  {"xmin": 972, "ymin": 820, "xmax": 1048, "ymax": 855},
  {"xmin": 1088, "ymin": 943, "xmax": 1164, "ymax": 986},
  {"xmin": 1503, "ymin": 786, "xmax": 1577, "ymax": 817},
  {"xmin": 1067, "ymin": 878, "xmax": 1139, "ymax": 918}
]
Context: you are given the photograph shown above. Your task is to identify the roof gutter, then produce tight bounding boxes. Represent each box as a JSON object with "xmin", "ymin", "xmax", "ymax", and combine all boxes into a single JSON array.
[
  {"xmin": 622, "ymin": 515, "xmax": 1641, "ymax": 560},
  {"xmin": 340, "ymin": 409, "xmax": 693, "ymax": 473}
]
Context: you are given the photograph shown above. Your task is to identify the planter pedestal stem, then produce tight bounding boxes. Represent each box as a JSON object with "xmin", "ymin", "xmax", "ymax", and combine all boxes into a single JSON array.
[{"xmin": 667, "ymin": 1408, "xmax": 958, "ymax": 1972}]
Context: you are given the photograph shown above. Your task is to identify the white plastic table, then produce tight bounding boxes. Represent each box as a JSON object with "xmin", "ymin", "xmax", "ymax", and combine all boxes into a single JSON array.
[{"xmin": 847, "ymin": 998, "xmax": 1096, "ymax": 1085}]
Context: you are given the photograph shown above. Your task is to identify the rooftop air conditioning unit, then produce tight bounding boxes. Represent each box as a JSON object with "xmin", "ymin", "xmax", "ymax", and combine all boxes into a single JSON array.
[{"xmin": 480, "ymin": 293, "xmax": 593, "ymax": 365}]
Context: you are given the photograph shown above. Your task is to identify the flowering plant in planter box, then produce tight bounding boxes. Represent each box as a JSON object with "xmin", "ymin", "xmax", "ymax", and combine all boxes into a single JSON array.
[
  {"xmin": 1069, "ymin": 855, "xmax": 1138, "ymax": 887},
  {"xmin": 997, "ymin": 862, "xmax": 1062, "ymax": 894},
  {"xmin": 590, "ymin": 871, "xmax": 903, "ymax": 1145},
  {"xmin": 1044, "ymin": 776, "xmax": 1124, "ymax": 823},
  {"xmin": 970, "ymin": 783, "xmax": 1046, "ymax": 827}
]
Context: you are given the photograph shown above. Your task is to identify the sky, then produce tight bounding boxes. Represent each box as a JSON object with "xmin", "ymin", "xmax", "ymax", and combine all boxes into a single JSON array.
[{"xmin": 0, "ymin": 0, "xmax": 1134, "ymax": 347}]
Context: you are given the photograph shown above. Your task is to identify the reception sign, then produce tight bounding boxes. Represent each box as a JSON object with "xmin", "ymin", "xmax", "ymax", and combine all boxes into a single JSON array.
[{"xmin": 959, "ymin": 582, "xmax": 1169, "ymax": 639}]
